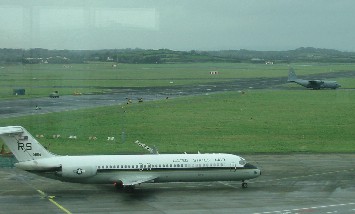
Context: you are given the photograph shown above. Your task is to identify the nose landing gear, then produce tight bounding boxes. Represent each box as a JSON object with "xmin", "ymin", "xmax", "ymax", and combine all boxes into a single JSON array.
[{"xmin": 242, "ymin": 180, "xmax": 248, "ymax": 188}]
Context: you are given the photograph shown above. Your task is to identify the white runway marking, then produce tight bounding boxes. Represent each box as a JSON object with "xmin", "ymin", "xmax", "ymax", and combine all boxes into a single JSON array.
[
  {"xmin": 250, "ymin": 168, "xmax": 355, "ymax": 184},
  {"xmin": 218, "ymin": 168, "xmax": 355, "ymax": 189},
  {"xmin": 253, "ymin": 202, "xmax": 355, "ymax": 214}
]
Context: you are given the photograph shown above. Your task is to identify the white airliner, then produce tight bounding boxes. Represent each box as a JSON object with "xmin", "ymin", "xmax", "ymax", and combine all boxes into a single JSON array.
[{"xmin": 0, "ymin": 126, "xmax": 261, "ymax": 189}]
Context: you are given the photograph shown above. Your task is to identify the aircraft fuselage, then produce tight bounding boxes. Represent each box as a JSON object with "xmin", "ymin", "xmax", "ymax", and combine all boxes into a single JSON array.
[
  {"xmin": 291, "ymin": 79, "xmax": 341, "ymax": 90},
  {"xmin": 16, "ymin": 154, "xmax": 261, "ymax": 184}
]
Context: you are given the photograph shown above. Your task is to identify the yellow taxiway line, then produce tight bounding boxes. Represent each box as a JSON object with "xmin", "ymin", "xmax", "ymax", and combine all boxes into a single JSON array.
[{"xmin": 37, "ymin": 190, "xmax": 72, "ymax": 214}]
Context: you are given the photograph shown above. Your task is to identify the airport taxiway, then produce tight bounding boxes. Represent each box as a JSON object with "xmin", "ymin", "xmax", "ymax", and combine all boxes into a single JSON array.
[{"xmin": 1, "ymin": 154, "xmax": 354, "ymax": 214}]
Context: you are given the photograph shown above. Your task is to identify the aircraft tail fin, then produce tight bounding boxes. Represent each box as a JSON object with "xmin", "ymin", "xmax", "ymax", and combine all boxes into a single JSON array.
[
  {"xmin": 0, "ymin": 126, "xmax": 55, "ymax": 162},
  {"xmin": 288, "ymin": 68, "xmax": 298, "ymax": 82}
]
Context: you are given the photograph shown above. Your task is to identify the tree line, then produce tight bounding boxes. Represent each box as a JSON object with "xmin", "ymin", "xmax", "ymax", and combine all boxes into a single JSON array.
[{"xmin": 1, "ymin": 47, "xmax": 355, "ymax": 64}]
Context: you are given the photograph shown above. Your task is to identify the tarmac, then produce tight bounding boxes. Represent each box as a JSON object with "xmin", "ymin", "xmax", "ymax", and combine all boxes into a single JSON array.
[{"xmin": 0, "ymin": 154, "xmax": 354, "ymax": 214}]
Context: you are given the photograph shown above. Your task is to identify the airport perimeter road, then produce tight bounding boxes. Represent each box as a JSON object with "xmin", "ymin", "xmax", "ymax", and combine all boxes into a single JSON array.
[{"xmin": 0, "ymin": 154, "xmax": 354, "ymax": 214}]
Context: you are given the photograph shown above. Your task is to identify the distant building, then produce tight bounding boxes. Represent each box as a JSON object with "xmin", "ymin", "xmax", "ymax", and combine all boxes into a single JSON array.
[{"xmin": 251, "ymin": 58, "xmax": 265, "ymax": 64}]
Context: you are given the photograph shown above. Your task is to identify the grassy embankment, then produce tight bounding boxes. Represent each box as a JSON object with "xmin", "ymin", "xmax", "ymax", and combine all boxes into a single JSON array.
[{"xmin": 1, "ymin": 90, "xmax": 354, "ymax": 155}]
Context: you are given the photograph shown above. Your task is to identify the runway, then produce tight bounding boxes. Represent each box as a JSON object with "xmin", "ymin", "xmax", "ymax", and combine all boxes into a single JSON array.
[
  {"xmin": 1, "ymin": 154, "xmax": 354, "ymax": 214},
  {"xmin": 1, "ymin": 75, "xmax": 289, "ymax": 119},
  {"xmin": 0, "ymin": 93, "xmax": 169, "ymax": 119}
]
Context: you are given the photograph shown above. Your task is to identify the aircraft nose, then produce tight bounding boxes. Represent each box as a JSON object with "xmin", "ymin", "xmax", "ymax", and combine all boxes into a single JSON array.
[
  {"xmin": 254, "ymin": 168, "xmax": 261, "ymax": 177},
  {"xmin": 257, "ymin": 168, "xmax": 261, "ymax": 176}
]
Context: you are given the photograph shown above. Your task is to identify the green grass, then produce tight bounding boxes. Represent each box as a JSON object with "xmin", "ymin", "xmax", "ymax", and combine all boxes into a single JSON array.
[{"xmin": 1, "ymin": 90, "xmax": 354, "ymax": 155}]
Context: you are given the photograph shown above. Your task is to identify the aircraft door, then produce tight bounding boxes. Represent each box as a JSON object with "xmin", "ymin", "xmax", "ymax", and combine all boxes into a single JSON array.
[
  {"xmin": 230, "ymin": 162, "xmax": 237, "ymax": 172},
  {"xmin": 139, "ymin": 163, "xmax": 144, "ymax": 171}
]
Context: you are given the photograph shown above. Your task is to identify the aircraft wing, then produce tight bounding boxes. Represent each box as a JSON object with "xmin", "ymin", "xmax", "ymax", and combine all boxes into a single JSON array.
[
  {"xmin": 308, "ymin": 80, "xmax": 324, "ymax": 88},
  {"xmin": 119, "ymin": 174, "xmax": 158, "ymax": 186},
  {"xmin": 309, "ymin": 80, "xmax": 323, "ymax": 84}
]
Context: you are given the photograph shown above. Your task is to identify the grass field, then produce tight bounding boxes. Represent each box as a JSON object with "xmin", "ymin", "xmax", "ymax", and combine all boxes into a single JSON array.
[
  {"xmin": 1, "ymin": 90, "xmax": 354, "ymax": 155},
  {"xmin": 1, "ymin": 62, "xmax": 355, "ymax": 99}
]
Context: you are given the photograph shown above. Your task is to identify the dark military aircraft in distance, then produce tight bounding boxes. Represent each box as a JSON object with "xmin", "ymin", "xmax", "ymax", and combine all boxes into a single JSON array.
[{"xmin": 287, "ymin": 68, "xmax": 341, "ymax": 90}]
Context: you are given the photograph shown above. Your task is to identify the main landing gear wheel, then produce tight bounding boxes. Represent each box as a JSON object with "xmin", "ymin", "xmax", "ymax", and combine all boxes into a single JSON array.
[
  {"xmin": 114, "ymin": 182, "xmax": 135, "ymax": 192},
  {"xmin": 242, "ymin": 181, "xmax": 248, "ymax": 188},
  {"xmin": 114, "ymin": 181, "xmax": 124, "ymax": 190}
]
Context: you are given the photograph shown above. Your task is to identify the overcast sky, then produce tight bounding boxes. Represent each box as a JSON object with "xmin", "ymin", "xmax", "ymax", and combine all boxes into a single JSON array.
[{"xmin": 0, "ymin": 0, "xmax": 354, "ymax": 51}]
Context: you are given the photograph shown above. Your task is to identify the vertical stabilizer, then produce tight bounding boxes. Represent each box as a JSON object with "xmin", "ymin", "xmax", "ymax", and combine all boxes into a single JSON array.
[
  {"xmin": 288, "ymin": 68, "xmax": 298, "ymax": 82},
  {"xmin": 0, "ymin": 126, "xmax": 55, "ymax": 162}
]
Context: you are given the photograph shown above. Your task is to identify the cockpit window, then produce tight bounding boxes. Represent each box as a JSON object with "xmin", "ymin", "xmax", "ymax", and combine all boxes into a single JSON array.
[{"xmin": 239, "ymin": 159, "xmax": 247, "ymax": 166}]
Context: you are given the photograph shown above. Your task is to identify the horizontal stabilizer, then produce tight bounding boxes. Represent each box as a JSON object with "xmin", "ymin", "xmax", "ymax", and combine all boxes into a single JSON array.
[
  {"xmin": 134, "ymin": 140, "xmax": 159, "ymax": 154},
  {"xmin": 0, "ymin": 126, "xmax": 24, "ymax": 135}
]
